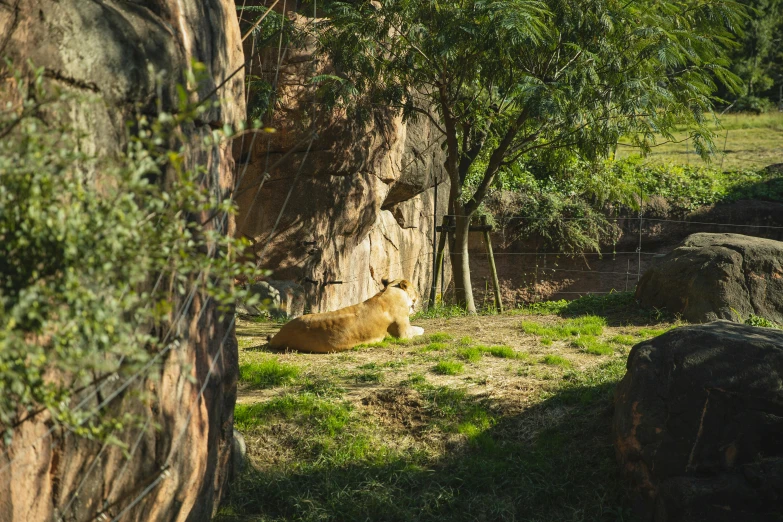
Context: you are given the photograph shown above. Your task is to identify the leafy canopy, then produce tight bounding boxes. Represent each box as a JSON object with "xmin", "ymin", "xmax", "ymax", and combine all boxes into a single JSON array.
[{"xmin": 318, "ymin": 0, "xmax": 746, "ymax": 214}]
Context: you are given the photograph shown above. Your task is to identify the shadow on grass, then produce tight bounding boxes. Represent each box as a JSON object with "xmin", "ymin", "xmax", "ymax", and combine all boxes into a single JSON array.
[
  {"xmin": 513, "ymin": 291, "xmax": 675, "ymax": 327},
  {"xmin": 217, "ymin": 361, "xmax": 635, "ymax": 522}
]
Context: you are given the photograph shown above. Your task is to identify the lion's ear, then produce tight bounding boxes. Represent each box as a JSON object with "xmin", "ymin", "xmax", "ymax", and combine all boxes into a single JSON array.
[
  {"xmin": 398, "ymin": 280, "xmax": 409, "ymax": 291},
  {"xmin": 382, "ymin": 278, "xmax": 390, "ymax": 287}
]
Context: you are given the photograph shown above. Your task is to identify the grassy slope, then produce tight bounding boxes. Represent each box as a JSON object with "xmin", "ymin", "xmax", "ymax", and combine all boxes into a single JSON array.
[
  {"xmin": 218, "ymin": 294, "xmax": 677, "ymax": 522},
  {"xmin": 616, "ymin": 112, "xmax": 783, "ymax": 170}
]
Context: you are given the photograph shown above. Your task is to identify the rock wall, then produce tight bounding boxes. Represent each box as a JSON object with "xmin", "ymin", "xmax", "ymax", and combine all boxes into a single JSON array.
[
  {"xmin": 234, "ymin": 10, "xmax": 450, "ymax": 314},
  {"xmin": 0, "ymin": 1, "xmax": 244, "ymax": 521}
]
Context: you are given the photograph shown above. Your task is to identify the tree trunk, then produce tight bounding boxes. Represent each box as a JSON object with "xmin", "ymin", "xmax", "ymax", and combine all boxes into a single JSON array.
[{"xmin": 449, "ymin": 206, "xmax": 476, "ymax": 313}]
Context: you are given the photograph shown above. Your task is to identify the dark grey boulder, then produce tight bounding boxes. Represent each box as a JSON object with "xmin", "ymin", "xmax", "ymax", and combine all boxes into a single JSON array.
[
  {"xmin": 613, "ymin": 321, "xmax": 783, "ymax": 522},
  {"xmin": 635, "ymin": 233, "xmax": 783, "ymax": 323}
]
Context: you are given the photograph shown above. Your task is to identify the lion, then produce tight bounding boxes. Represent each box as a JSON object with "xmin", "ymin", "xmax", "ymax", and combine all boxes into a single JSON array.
[{"xmin": 267, "ymin": 278, "xmax": 425, "ymax": 353}]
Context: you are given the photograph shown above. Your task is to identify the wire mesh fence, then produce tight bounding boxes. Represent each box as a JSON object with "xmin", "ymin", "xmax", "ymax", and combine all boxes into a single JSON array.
[{"xmin": 434, "ymin": 212, "xmax": 783, "ymax": 310}]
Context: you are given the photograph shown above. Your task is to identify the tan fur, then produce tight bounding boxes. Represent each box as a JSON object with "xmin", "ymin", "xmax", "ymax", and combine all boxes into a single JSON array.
[{"xmin": 268, "ymin": 279, "xmax": 425, "ymax": 353}]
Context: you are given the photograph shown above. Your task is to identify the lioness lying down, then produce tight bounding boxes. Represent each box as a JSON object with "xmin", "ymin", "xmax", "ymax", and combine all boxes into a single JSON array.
[{"xmin": 267, "ymin": 278, "xmax": 425, "ymax": 353}]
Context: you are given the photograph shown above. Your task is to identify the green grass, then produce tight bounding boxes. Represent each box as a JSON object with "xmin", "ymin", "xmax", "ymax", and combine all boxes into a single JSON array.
[
  {"xmin": 238, "ymin": 359, "xmax": 300, "ymax": 388},
  {"xmin": 477, "ymin": 345, "xmax": 517, "ymax": 359},
  {"xmin": 223, "ymin": 359, "xmax": 629, "ymax": 522},
  {"xmin": 299, "ymin": 377, "xmax": 345, "ymax": 398},
  {"xmin": 426, "ymin": 333, "xmax": 453, "ymax": 343},
  {"xmin": 413, "ymin": 305, "xmax": 498, "ymax": 320},
  {"xmin": 609, "ymin": 334, "xmax": 638, "ymax": 346},
  {"xmin": 433, "ymin": 360, "xmax": 465, "ymax": 375},
  {"xmin": 403, "ymin": 372, "xmax": 427, "ymax": 386},
  {"xmin": 456, "ymin": 347, "xmax": 482, "ymax": 362},
  {"xmin": 571, "ymin": 336, "xmax": 614, "ymax": 356},
  {"xmin": 540, "ymin": 354, "xmax": 572, "ymax": 367},
  {"xmin": 615, "ymin": 112, "xmax": 783, "ymax": 170},
  {"xmin": 512, "ymin": 292, "xmax": 677, "ymax": 324},
  {"xmin": 358, "ymin": 333, "xmax": 450, "ymax": 350},
  {"xmin": 520, "ymin": 315, "xmax": 606, "ymax": 339},
  {"xmin": 354, "ymin": 364, "xmax": 384, "ymax": 383},
  {"xmin": 233, "ymin": 392, "xmax": 352, "ymax": 435},
  {"xmin": 420, "ymin": 342, "xmax": 450, "ymax": 352},
  {"xmin": 636, "ymin": 327, "xmax": 671, "ymax": 338},
  {"xmin": 513, "ymin": 292, "xmax": 635, "ymax": 317}
]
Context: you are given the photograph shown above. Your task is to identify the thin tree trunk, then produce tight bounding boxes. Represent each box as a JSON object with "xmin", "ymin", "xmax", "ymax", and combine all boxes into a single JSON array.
[{"xmin": 449, "ymin": 203, "xmax": 476, "ymax": 313}]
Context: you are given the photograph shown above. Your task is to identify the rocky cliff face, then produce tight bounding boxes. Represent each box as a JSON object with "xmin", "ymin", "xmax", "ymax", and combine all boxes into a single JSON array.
[
  {"xmin": 235, "ymin": 10, "xmax": 450, "ymax": 314},
  {"xmin": 0, "ymin": 1, "xmax": 243, "ymax": 520}
]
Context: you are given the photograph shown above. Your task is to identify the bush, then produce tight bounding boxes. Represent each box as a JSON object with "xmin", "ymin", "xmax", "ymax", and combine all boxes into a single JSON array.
[
  {"xmin": 730, "ymin": 95, "xmax": 775, "ymax": 115},
  {"xmin": 0, "ymin": 63, "xmax": 259, "ymax": 443}
]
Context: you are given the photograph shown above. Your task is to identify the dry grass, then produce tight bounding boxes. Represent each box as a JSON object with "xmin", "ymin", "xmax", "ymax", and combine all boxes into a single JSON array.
[{"xmin": 220, "ymin": 299, "xmax": 680, "ymax": 522}]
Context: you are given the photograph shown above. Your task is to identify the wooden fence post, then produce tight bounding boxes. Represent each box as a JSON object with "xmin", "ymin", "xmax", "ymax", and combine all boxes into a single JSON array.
[
  {"xmin": 429, "ymin": 215, "xmax": 450, "ymax": 307},
  {"xmin": 481, "ymin": 215, "xmax": 503, "ymax": 312}
]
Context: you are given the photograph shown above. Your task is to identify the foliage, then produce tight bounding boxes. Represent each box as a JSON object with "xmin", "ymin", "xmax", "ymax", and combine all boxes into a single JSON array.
[
  {"xmin": 744, "ymin": 314, "xmax": 781, "ymax": 328},
  {"xmin": 237, "ymin": 5, "xmax": 305, "ymax": 122},
  {"xmin": 722, "ymin": 0, "xmax": 783, "ymax": 103},
  {"xmin": 485, "ymin": 162, "xmax": 624, "ymax": 253},
  {"xmin": 732, "ymin": 94, "xmax": 777, "ymax": 113},
  {"xmin": 0, "ymin": 63, "xmax": 259, "ymax": 443},
  {"xmin": 487, "ymin": 155, "xmax": 783, "ymax": 252},
  {"xmin": 607, "ymin": 157, "xmax": 783, "ymax": 211},
  {"xmin": 317, "ymin": 0, "xmax": 746, "ymax": 311}
]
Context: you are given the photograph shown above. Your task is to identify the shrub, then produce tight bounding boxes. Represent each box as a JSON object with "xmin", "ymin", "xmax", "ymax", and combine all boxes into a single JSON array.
[{"xmin": 0, "ymin": 63, "xmax": 259, "ymax": 443}]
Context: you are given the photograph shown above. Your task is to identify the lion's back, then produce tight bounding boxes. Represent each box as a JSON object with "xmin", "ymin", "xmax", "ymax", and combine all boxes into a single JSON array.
[{"xmin": 267, "ymin": 290, "xmax": 405, "ymax": 352}]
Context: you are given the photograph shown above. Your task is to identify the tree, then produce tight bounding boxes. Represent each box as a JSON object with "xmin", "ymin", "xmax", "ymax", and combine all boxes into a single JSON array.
[
  {"xmin": 728, "ymin": 0, "xmax": 783, "ymax": 103},
  {"xmin": 317, "ymin": 0, "xmax": 744, "ymax": 313}
]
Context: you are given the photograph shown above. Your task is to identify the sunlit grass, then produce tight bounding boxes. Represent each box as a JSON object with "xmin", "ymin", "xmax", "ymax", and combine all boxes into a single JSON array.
[
  {"xmin": 433, "ymin": 360, "xmax": 465, "ymax": 375},
  {"xmin": 239, "ymin": 359, "xmax": 300, "ymax": 388}
]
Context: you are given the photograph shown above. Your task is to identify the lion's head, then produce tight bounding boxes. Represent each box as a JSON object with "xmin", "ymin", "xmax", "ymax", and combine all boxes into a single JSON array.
[{"xmin": 381, "ymin": 278, "xmax": 419, "ymax": 315}]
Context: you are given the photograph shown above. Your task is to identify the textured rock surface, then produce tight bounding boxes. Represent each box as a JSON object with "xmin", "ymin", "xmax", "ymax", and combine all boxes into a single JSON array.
[
  {"xmin": 636, "ymin": 233, "xmax": 783, "ymax": 323},
  {"xmin": 0, "ymin": 1, "xmax": 244, "ymax": 521},
  {"xmin": 240, "ymin": 280, "xmax": 307, "ymax": 319},
  {"xmin": 613, "ymin": 322, "xmax": 783, "ymax": 522},
  {"xmin": 235, "ymin": 10, "xmax": 450, "ymax": 313}
]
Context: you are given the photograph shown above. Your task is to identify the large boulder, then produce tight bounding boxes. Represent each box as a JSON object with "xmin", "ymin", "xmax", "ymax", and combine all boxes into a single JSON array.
[
  {"xmin": 613, "ymin": 321, "xmax": 783, "ymax": 522},
  {"xmin": 636, "ymin": 233, "xmax": 783, "ymax": 323},
  {"xmin": 0, "ymin": 1, "xmax": 244, "ymax": 521},
  {"xmin": 234, "ymin": 9, "xmax": 449, "ymax": 313}
]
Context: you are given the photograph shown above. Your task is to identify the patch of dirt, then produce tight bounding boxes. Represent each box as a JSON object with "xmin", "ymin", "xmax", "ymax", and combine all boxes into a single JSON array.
[{"xmin": 360, "ymin": 388, "xmax": 427, "ymax": 433}]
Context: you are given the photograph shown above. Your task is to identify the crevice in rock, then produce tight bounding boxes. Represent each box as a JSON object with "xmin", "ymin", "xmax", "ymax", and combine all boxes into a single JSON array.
[
  {"xmin": 685, "ymin": 390, "xmax": 710, "ymax": 472},
  {"xmin": 43, "ymin": 69, "xmax": 100, "ymax": 92}
]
